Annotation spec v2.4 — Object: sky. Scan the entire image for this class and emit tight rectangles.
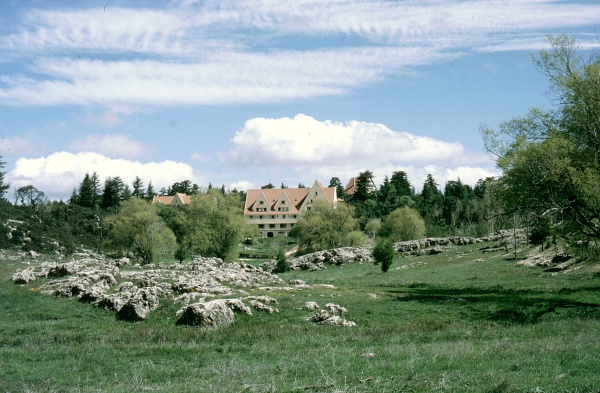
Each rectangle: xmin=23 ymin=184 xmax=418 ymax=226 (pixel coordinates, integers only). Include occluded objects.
xmin=1 ymin=0 xmax=599 ymax=201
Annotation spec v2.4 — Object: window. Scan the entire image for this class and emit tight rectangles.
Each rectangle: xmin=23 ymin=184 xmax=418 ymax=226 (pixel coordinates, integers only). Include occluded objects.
xmin=280 ymin=224 xmax=287 ymax=228
xmin=259 ymin=200 xmax=264 ymax=204
xmin=258 ymin=224 xmax=264 ymax=229
xmin=269 ymin=224 xmax=276 ymax=229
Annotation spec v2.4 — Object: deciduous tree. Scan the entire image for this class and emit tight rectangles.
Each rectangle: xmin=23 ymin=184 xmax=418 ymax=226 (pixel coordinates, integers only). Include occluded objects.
xmin=104 ymin=198 xmax=176 ymax=264
xmin=379 ymin=206 xmax=426 ymax=242
xmin=483 ymin=35 xmax=600 ymax=247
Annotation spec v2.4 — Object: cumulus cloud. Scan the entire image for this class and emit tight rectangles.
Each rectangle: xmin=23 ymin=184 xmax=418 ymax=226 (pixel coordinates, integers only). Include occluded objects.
xmin=68 ymin=134 xmax=153 ymax=160
xmin=6 ymin=152 xmax=201 ymax=200
xmin=228 ymin=114 xmax=485 ymax=167
xmin=225 ymin=114 xmax=496 ymax=190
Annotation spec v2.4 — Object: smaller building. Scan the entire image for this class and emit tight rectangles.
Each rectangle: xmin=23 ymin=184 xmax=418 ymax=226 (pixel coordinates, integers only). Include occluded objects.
xmin=151 ymin=193 xmax=191 ymax=206
xmin=244 ymin=181 xmax=337 ymax=237
xmin=344 ymin=176 xmax=378 ymax=195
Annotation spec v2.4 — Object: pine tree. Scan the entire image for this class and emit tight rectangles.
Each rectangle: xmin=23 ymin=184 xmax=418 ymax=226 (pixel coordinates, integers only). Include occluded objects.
xmin=132 ymin=176 xmax=145 ymax=199
xmin=0 ymin=156 xmax=10 ymax=200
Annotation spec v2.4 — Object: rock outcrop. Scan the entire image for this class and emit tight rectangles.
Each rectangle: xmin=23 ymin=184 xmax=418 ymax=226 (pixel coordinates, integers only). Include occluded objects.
xmin=176 ymin=300 xmax=235 ymax=329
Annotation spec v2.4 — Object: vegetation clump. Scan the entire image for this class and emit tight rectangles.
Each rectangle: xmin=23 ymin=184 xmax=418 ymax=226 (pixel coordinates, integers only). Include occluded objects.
xmin=372 ymin=238 xmax=395 ymax=272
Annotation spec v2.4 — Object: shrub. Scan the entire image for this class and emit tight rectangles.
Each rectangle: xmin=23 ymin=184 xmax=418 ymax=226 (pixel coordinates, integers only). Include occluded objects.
xmin=273 ymin=248 xmax=290 ymax=273
xmin=373 ymin=238 xmax=395 ymax=272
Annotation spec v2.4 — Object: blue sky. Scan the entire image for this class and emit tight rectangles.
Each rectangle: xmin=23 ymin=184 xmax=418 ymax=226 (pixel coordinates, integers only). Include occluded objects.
xmin=1 ymin=0 xmax=599 ymax=201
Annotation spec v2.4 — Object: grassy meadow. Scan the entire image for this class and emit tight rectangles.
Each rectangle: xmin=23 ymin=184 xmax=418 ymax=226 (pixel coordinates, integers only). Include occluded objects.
xmin=1 ymin=240 xmax=600 ymax=392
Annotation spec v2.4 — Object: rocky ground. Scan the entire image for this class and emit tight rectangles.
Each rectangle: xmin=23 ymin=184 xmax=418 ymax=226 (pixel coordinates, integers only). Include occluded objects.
xmin=5 ymin=229 xmax=576 ymax=328
xmin=7 ymin=250 xmax=356 ymax=328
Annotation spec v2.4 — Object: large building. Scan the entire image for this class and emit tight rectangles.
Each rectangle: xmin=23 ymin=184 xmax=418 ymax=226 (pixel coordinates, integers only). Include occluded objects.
xmin=244 ymin=181 xmax=337 ymax=237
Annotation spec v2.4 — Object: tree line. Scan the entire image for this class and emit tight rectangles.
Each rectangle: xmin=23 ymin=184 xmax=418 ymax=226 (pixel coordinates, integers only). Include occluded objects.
xmin=0 ymin=170 xmax=250 ymax=262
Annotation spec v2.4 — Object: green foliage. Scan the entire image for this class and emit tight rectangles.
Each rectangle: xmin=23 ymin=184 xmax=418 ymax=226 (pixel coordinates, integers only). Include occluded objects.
xmin=0 ymin=155 xmax=9 ymax=200
xmin=292 ymin=200 xmax=363 ymax=254
xmin=530 ymin=217 xmax=552 ymax=248
xmin=104 ymin=198 xmax=176 ymax=264
xmin=373 ymin=238 xmax=395 ymax=272
xmin=273 ymin=248 xmax=290 ymax=273
xmin=15 ymin=185 xmax=47 ymax=209
xmin=379 ymin=206 xmax=426 ymax=242
xmin=484 ymin=35 xmax=600 ymax=248
xmin=364 ymin=218 xmax=381 ymax=239
xmin=75 ymin=172 xmax=101 ymax=208
xmin=185 ymin=190 xmax=251 ymax=261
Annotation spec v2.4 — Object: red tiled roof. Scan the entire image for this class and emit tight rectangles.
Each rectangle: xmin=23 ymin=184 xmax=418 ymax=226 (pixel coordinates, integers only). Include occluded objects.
xmin=244 ymin=181 xmax=336 ymax=215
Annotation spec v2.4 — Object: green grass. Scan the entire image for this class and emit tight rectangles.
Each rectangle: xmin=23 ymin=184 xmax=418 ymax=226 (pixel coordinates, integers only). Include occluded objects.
xmin=1 ymin=242 xmax=600 ymax=392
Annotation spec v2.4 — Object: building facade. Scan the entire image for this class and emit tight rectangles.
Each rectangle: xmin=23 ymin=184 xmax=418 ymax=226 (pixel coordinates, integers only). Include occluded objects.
xmin=244 ymin=181 xmax=337 ymax=237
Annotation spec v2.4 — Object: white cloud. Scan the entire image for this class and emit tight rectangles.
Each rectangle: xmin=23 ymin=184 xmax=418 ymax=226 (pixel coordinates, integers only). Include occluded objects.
xmin=3 ymin=7 xmax=192 ymax=56
xmin=228 ymin=114 xmax=485 ymax=167
xmin=1 ymin=1 xmax=598 ymax=108
xmin=6 ymin=151 xmax=201 ymax=200
xmin=0 ymin=47 xmax=455 ymax=107
xmin=225 ymin=114 xmax=496 ymax=190
xmin=191 ymin=152 xmax=211 ymax=163
xmin=228 ymin=180 xmax=254 ymax=192
xmin=68 ymin=134 xmax=153 ymax=160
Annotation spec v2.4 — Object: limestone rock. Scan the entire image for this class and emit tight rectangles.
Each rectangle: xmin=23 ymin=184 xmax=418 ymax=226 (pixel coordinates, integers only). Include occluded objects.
xmin=116 ymin=287 xmax=162 ymax=322
xmin=11 ymin=268 xmax=38 ymax=284
xmin=305 ymin=301 xmax=320 ymax=310
xmin=176 ymin=300 xmax=235 ymax=328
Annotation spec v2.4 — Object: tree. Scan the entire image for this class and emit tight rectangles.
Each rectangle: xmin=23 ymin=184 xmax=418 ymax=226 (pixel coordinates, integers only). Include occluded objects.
xmin=146 ymin=181 xmax=156 ymax=201
xmin=379 ymin=206 xmax=426 ymax=242
xmin=353 ymin=170 xmax=375 ymax=202
xmin=0 ymin=156 xmax=9 ymax=200
xmin=101 ymin=176 xmax=128 ymax=210
xmin=104 ymin=198 xmax=176 ymax=264
xmin=328 ymin=177 xmax=345 ymax=199
xmin=273 ymin=248 xmax=290 ymax=273
xmin=364 ymin=218 xmax=382 ymax=239
xmin=373 ymin=238 xmax=395 ymax=272
xmin=290 ymin=200 xmax=364 ymax=254
xmin=483 ymin=35 xmax=600 ymax=247
xmin=76 ymin=172 xmax=100 ymax=208
xmin=185 ymin=190 xmax=253 ymax=261
xmin=261 ymin=182 xmax=275 ymax=189
xmin=132 ymin=176 xmax=145 ymax=199
xmin=15 ymin=185 xmax=47 ymax=209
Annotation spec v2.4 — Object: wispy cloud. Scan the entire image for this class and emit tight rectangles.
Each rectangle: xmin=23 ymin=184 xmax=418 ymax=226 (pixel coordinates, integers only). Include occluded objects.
xmin=1 ymin=1 xmax=598 ymax=109
xmin=68 ymin=134 xmax=153 ymax=160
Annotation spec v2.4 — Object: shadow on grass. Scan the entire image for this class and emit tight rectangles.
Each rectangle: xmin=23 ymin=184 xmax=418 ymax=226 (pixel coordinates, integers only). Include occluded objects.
xmin=390 ymin=286 xmax=600 ymax=324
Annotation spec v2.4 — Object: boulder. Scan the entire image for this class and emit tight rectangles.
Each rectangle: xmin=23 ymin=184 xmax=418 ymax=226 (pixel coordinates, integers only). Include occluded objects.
xmin=305 ymin=301 xmax=320 ymax=310
xmin=176 ymin=300 xmax=235 ymax=328
xmin=11 ymin=268 xmax=38 ymax=284
xmin=309 ymin=310 xmax=355 ymax=327
xmin=116 ymin=287 xmax=162 ymax=322
xmin=325 ymin=303 xmax=348 ymax=315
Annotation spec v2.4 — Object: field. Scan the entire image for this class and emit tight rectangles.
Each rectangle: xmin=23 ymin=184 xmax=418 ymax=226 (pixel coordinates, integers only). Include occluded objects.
xmin=1 ymin=240 xmax=600 ymax=392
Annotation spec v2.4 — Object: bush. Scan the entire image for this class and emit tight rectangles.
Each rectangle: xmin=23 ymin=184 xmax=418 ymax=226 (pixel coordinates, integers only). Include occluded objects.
xmin=373 ymin=238 xmax=395 ymax=272
xmin=273 ymin=248 xmax=290 ymax=273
